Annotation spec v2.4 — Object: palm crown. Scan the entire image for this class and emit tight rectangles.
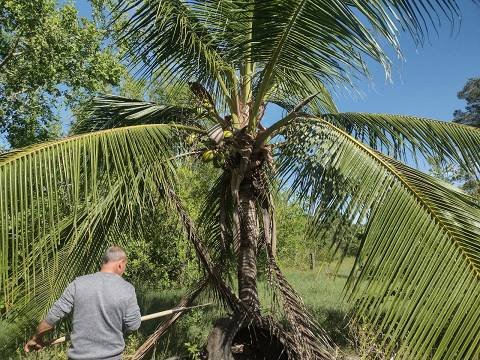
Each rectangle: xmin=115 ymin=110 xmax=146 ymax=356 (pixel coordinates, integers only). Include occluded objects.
xmin=1 ymin=1 xmax=480 ymax=359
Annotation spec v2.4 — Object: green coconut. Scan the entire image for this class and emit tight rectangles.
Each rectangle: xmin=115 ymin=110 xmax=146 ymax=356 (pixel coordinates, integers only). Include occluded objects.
xmin=186 ymin=134 xmax=197 ymax=145
xmin=202 ymin=150 xmax=215 ymax=162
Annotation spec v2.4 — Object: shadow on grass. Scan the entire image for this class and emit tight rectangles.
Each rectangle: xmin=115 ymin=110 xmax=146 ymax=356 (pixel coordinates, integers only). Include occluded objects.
xmin=308 ymin=306 xmax=351 ymax=347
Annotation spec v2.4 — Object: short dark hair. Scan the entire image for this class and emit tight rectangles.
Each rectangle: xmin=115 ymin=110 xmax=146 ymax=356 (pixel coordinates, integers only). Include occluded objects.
xmin=102 ymin=246 xmax=127 ymax=264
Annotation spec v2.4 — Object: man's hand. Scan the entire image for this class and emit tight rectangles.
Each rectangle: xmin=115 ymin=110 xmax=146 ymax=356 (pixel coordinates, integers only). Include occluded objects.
xmin=24 ymin=319 xmax=54 ymax=352
xmin=24 ymin=336 xmax=45 ymax=352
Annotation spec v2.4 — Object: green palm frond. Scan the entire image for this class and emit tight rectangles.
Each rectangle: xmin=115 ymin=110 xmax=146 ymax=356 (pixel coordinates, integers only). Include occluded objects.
xmin=349 ymin=155 xmax=480 ymax=359
xmin=72 ymin=95 xmax=205 ymax=134
xmin=0 ymin=124 xmax=195 ymax=320
xmin=249 ymin=0 xmax=460 ymax=120
xmin=117 ymin=0 xmax=236 ymax=97
xmin=322 ymin=112 xmax=480 ymax=173
xmin=197 ymin=172 xmax=234 ymax=259
xmin=278 ymin=118 xmax=480 ymax=359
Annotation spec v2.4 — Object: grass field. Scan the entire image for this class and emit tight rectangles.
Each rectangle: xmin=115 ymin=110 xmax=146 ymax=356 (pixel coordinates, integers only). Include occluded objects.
xmin=18 ymin=258 xmax=358 ymax=359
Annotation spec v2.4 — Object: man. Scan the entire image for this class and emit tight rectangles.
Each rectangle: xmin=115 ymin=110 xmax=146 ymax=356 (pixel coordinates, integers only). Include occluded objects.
xmin=24 ymin=246 xmax=141 ymax=359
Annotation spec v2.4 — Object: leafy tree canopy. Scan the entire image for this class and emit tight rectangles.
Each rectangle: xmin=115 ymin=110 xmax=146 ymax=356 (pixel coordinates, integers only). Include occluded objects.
xmin=453 ymin=77 xmax=480 ymax=127
xmin=0 ymin=0 xmax=124 ymax=148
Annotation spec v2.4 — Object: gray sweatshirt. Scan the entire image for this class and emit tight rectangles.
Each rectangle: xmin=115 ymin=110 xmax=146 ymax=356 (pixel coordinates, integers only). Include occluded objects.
xmin=45 ymin=272 xmax=141 ymax=360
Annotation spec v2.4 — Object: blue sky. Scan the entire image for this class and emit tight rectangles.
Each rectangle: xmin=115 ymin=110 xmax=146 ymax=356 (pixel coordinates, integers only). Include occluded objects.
xmin=332 ymin=1 xmax=480 ymax=122
xmin=77 ymin=0 xmax=479 ymax=123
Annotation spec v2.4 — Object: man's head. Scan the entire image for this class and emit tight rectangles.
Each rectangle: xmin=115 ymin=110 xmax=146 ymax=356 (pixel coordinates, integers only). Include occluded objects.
xmin=101 ymin=246 xmax=127 ymax=276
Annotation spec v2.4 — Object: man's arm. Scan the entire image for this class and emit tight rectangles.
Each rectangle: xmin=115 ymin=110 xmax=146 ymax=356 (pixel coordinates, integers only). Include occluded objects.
xmin=24 ymin=281 xmax=76 ymax=352
xmin=123 ymin=285 xmax=141 ymax=332
xmin=24 ymin=320 xmax=54 ymax=352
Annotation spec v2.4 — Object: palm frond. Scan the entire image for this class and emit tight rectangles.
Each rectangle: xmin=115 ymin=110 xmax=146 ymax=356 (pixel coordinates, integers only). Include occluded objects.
xmin=267 ymin=74 xmax=339 ymax=117
xmin=166 ymin=187 xmax=241 ymax=312
xmin=116 ymin=0 xmax=237 ymax=100
xmin=278 ymin=117 xmax=480 ymax=359
xmin=250 ymin=0 xmax=460 ymax=119
xmin=266 ymin=244 xmax=335 ymax=359
xmin=0 ymin=124 xmax=189 ymax=321
xmin=349 ymin=154 xmax=480 ymax=359
xmin=1 ymin=176 xmax=144 ymax=352
xmin=197 ymin=172 xmax=234 ymax=260
xmin=72 ymin=95 xmax=205 ymax=134
xmin=322 ymin=112 xmax=480 ymax=174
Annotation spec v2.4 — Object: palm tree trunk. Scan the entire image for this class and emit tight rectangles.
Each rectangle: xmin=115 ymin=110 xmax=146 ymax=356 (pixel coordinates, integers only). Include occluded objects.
xmin=237 ymin=186 xmax=260 ymax=310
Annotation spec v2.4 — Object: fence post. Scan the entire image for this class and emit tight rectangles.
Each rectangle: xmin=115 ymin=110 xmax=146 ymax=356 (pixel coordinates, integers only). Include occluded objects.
xmin=309 ymin=253 xmax=314 ymax=270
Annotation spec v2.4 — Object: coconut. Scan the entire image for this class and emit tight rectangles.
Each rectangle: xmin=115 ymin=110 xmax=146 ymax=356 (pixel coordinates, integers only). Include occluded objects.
xmin=186 ymin=134 xmax=197 ymax=145
xmin=202 ymin=150 xmax=215 ymax=162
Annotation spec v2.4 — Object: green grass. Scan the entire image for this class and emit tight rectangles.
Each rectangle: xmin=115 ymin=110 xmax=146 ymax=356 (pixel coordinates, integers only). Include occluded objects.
xmin=279 ymin=258 xmax=354 ymax=346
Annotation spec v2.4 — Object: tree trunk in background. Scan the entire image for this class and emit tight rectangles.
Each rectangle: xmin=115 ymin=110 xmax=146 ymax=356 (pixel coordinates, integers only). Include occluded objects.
xmin=237 ymin=185 xmax=260 ymax=310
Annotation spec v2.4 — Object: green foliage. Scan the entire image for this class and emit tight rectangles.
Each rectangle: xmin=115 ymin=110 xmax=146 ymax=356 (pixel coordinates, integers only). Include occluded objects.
xmin=184 ymin=341 xmax=202 ymax=360
xmin=274 ymin=193 xmax=310 ymax=266
xmin=123 ymin=221 xmax=189 ymax=290
xmin=123 ymin=163 xmax=222 ymax=289
xmin=453 ymin=77 xmax=480 ymax=127
xmin=0 ymin=0 xmax=124 ymax=148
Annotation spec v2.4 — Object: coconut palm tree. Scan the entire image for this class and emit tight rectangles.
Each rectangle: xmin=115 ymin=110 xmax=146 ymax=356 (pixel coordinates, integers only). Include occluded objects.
xmin=1 ymin=0 xmax=480 ymax=359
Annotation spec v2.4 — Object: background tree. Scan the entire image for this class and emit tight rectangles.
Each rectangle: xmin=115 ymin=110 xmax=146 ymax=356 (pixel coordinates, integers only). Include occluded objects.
xmin=0 ymin=0 xmax=124 ymax=148
xmin=429 ymin=155 xmax=480 ymax=198
xmin=1 ymin=1 xmax=480 ymax=360
xmin=429 ymin=77 xmax=480 ymax=197
xmin=453 ymin=77 xmax=480 ymax=127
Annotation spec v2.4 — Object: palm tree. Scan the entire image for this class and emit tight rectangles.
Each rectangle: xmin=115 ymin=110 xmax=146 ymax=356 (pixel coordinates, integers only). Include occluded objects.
xmin=1 ymin=1 xmax=480 ymax=359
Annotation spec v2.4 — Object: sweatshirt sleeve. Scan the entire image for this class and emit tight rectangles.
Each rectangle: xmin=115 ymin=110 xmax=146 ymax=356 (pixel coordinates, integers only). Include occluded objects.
xmin=45 ymin=281 xmax=76 ymax=326
xmin=123 ymin=285 xmax=141 ymax=332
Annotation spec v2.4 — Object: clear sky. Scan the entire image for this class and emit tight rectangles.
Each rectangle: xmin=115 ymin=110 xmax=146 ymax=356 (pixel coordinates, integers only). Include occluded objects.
xmin=75 ymin=0 xmax=479 ymax=122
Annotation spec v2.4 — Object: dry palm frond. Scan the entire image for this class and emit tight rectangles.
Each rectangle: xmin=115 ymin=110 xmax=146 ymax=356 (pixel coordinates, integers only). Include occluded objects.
xmin=132 ymin=277 xmax=209 ymax=360
xmin=166 ymin=187 xmax=240 ymax=312
xmin=265 ymin=242 xmax=335 ymax=360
